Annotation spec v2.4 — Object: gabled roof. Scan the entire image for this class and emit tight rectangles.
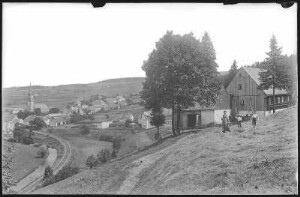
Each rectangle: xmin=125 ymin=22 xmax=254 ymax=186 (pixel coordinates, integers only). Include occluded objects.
xmin=242 ymin=67 xmax=288 ymax=95
xmin=35 ymin=103 xmax=49 ymax=110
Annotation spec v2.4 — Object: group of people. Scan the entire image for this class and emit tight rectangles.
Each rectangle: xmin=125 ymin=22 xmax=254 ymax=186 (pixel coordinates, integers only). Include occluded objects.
xmin=221 ymin=110 xmax=259 ymax=133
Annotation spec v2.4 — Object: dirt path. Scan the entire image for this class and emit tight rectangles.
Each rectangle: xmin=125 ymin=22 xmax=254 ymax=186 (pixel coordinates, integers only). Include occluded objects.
xmin=9 ymin=148 xmax=57 ymax=193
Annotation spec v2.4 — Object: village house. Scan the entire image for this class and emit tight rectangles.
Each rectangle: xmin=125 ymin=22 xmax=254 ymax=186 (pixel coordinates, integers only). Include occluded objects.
xmin=173 ymin=87 xmax=231 ymax=130
xmin=226 ymin=67 xmax=291 ymax=117
xmin=92 ymin=121 xmax=113 ymax=129
xmin=49 ymin=117 xmax=67 ymax=127
xmin=138 ymin=111 xmax=155 ymax=129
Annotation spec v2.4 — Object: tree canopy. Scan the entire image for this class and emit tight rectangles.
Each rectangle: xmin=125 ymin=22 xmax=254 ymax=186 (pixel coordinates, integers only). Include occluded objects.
xmin=258 ymin=34 xmax=290 ymax=112
xmin=140 ymin=31 xmax=220 ymax=135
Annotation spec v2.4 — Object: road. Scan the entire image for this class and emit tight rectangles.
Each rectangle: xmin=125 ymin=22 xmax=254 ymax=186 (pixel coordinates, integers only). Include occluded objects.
xmin=16 ymin=131 xmax=72 ymax=194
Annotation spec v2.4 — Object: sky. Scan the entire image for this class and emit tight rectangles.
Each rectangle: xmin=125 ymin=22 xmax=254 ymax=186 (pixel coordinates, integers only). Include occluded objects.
xmin=2 ymin=3 xmax=297 ymax=88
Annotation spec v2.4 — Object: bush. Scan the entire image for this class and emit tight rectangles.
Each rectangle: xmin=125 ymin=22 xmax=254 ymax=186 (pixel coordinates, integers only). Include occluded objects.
xmin=42 ymin=175 xmax=55 ymax=187
xmin=80 ymin=125 xmax=90 ymax=135
xmin=111 ymin=149 xmax=117 ymax=158
xmin=7 ymin=138 xmax=16 ymax=143
xmin=54 ymin=163 xmax=79 ymax=183
xmin=43 ymin=166 xmax=53 ymax=179
xmin=37 ymin=145 xmax=48 ymax=158
xmin=22 ymin=137 xmax=33 ymax=145
xmin=97 ymin=149 xmax=111 ymax=163
xmin=85 ymin=155 xmax=98 ymax=169
xmin=125 ymin=119 xmax=132 ymax=127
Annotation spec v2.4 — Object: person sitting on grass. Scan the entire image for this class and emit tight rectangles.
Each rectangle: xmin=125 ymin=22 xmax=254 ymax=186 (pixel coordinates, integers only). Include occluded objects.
xmin=221 ymin=111 xmax=230 ymax=133
xmin=236 ymin=114 xmax=242 ymax=128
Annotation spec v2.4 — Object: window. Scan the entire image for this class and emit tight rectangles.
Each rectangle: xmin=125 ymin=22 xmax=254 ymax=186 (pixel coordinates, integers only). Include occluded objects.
xmin=241 ymin=100 xmax=245 ymax=105
xmin=281 ymin=96 xmax=284 ymax=103
xmin=238 ymin=73 xmax=242 ymax=77
xmin=238 ymin=84 xmax=242 ymax=90
xmin=270 ymin=97 xmax=273 ymax=104
xmin=277 ymin=97 xmax=281 ymax=103
xmin=287 ymin=96 xmax=290 ymax=102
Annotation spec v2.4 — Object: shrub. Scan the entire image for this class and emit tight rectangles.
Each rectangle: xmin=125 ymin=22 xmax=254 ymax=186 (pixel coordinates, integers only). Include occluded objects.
xmin=42 ymin=175 xmax=55 ymax=187
xmin=7 ymin=138 xmax=16 ymax=143
xmin=22 ymin=137 xmax=33 ymax=145
xmin=111 ymin=149 xmax=117 ymax=158
xmin=85 ymin=155 xmax=98 ymax=169
xmin=37 ymin=145 xmax=48 ymax=158
xmin=43 ymin=166 xmax=53 ymax=179
xmin=97 ymin=149 xmax=111 ymax=163
xmin=112 ymin=137 xmax=122 ymax=151
xmin=80 ymin=125 xmax=90 ymax=135
xmin=125 ymin=119 xmax=132 ymax=127
xmin=54 ymin=163 xmax=80 ymax=183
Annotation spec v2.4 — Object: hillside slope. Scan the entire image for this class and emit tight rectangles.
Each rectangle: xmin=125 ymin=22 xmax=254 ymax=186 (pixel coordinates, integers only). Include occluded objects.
xmin=2 ymin=77 xmax=145 ymax=108
xmin=33 ymin=106 xmax=298 ymax=194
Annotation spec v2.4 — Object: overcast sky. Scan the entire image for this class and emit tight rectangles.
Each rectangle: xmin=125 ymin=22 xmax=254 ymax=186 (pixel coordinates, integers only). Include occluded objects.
xmin=2 ymin=3 xmax=297 ymax=88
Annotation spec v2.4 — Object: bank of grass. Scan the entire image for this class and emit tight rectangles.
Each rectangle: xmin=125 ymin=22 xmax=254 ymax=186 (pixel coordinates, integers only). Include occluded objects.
xmin=10 ymin=143 xmax=45 ymax=182
xmin=34 ymin=106 xmax=297 ymax=194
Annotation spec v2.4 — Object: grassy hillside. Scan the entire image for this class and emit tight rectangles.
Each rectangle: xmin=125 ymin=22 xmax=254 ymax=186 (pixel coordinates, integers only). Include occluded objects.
xmin=2 ymin=77 xmax=145 ymax=109
xmin=33 ymin=106 xmax=297 ymax=195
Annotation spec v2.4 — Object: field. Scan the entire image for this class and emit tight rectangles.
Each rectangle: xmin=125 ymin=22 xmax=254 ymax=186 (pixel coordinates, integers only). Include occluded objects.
xmin=9 ymin=143 xmax=46 ymax=183
xmin=47 ymin=126 xmax=113 ymax=169
xmin=2 ymin=77 xmax=145 ymax=109
xmin=34 ymin=106 xmax=297 ymax=195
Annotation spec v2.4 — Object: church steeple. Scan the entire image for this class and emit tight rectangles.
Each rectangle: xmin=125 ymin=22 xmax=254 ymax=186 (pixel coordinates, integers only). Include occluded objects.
xmin=28 ymin=82 xmax=35 ymax=112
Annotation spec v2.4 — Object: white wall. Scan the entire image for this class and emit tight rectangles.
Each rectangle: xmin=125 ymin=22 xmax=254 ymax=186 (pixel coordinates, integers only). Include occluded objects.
xmin=214 ymin=109 xmax=231 ymax=124
xmin=201 ymin=110 xmax=214 ymax=125
xmin=265 ymin=108 xmax=287 ymax=116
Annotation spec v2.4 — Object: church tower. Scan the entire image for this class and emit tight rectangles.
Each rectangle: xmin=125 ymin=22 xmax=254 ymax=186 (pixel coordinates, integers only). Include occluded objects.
xmin=28 ymin=82 xmax=35 ymax=112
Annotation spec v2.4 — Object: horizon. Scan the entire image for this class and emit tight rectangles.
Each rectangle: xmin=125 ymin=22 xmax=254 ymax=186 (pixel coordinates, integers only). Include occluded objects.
xmin=3 ymin=3 xmax=297 ymax=88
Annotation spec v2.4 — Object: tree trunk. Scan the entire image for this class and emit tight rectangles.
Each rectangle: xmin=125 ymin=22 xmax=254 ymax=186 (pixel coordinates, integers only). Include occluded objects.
xmin=272 ymin=76 xmax=275 ymax=113
xmin=171 ymin=105 xmax=176 ymax=136
xmin=176 ymin=105 xmax=181 ymax=135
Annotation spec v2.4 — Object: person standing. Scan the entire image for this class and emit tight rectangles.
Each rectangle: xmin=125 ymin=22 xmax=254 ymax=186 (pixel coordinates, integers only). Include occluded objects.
xmin=221 ymin=111 xmax=230 ymax=133
xmin=252 ymin=111 xmax=259 ymax=128
xmin=236 ymin=114 xmax=242 ymax=128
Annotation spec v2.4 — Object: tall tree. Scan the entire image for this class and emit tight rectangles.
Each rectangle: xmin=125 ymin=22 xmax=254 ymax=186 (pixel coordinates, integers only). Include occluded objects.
xmin=29 ymin=117 xmax=46 ymax=138
xmin=150 ymin=108 xmax=166 ymax=140
xmin=258 ymin=34 xmax=289 ymax=113
xmin=140 ymin=31 xmax=220 ymax=136
xmin=224 ymin=60 xmax=238 ymax=88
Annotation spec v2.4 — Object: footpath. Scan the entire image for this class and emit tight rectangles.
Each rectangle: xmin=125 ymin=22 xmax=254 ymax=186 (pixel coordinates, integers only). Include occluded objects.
xmin=9 ymin=147 xmax=57 ymax=193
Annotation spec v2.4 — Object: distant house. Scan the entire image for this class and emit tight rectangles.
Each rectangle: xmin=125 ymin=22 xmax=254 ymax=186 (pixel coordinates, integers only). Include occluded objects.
xmin=106 ymin=98 xmax=118 ymax=106
xmin=138 ymin=111 xmax=154 ymax=129
xmin=92 ymin=121 xmax=113 ymax=129
xmin=125 ymin=113 xmax=135 ymax=122
xmin=23 ymin=115 xmax=37 ymax=125
xmin=34 ymin=103 xmax=49 ymax=113
xmin=3 ymin=116 xmax=23 ymax=131
xmin=50 ymin=117 xmax=67 ymax=127
xmin=226 ymin=67 xmax=291 ymax=117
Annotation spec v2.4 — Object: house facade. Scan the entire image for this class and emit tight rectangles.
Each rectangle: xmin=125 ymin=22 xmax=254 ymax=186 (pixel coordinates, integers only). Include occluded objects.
xmin=226 ymin=67 xmax=291 ymax=117
xmin=173 ymin=86 xmax=231 ymax=130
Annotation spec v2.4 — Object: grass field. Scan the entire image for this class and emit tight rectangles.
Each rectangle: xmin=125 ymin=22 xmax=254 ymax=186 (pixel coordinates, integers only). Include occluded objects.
xmin=10 ymin=143 xmax=46 ymax=183
xmin=34 ymin=106 xmax=297 ymax=195
xmin=48 ymin=126 xmax=113 ymax=169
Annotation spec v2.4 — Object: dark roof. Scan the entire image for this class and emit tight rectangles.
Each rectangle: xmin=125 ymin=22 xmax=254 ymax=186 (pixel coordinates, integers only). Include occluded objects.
xmin=242 ymin=67 xmax=288 ymax=95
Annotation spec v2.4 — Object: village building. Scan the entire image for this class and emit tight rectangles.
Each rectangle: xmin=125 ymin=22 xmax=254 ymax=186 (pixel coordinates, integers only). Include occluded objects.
xmin=138 ymin=111 xmax=155 ymax=129
xmin=173 ymin=86 xmax=231 ymax=130
xmin=92 ymin=121 xmax=113 ymax=129
xmin=226 ymin=67 xmax=291 ymax=117
xmin=49 ymin=117 xmax=67 ymax=127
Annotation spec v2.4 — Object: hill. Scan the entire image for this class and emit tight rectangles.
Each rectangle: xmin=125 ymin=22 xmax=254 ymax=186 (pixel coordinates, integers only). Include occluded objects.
xmin=2 ymin=77 xmax=145 ymax=109
xmin=33 ymin=106 xmax=297 ymax=194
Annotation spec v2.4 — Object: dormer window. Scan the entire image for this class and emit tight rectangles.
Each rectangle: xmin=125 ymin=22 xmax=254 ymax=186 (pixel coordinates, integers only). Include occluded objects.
xmin=238 ymin=84 xmax=242 ymax=90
